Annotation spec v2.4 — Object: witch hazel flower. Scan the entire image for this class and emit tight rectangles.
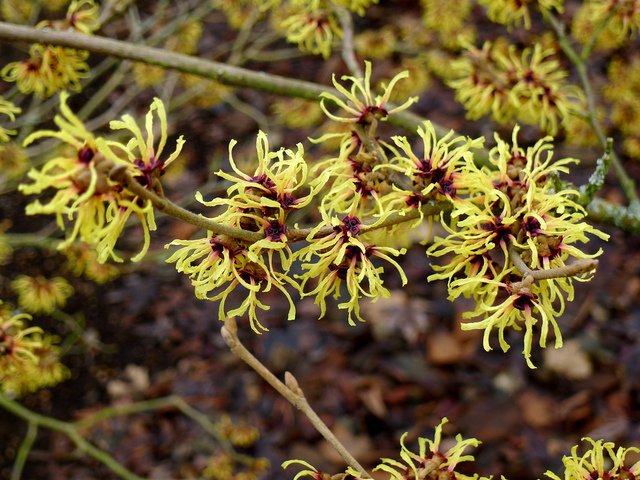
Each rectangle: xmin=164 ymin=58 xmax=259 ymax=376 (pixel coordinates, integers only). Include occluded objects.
xmin=320 ymin=60 xmax=418 ymax=125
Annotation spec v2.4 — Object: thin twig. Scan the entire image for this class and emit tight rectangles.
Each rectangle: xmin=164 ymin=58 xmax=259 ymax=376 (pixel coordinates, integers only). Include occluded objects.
xmin=286 ymin=199 xmax=451 ymax=241
xmin=509 ymin=244 xmax=599 ymax=281
xmin=508 ymin=245 xmax=533 ymax=277
xmin=587 ymin=197 xmax=640 ymax=233
xmin=2 ymin=20 xmax=638 ymax=231
xmin=532 ymin=259 xmax=599 ymax=280
xmin=221 ymin=317 xmax=371 ymax=478
xmin=109 ymin=166 xmax=263 ymax=243
xmin=543 ymin=11 xmax=639 ymax=206
xmin=0 ymin=22 xmax=328 ymax=100
xmin=0 ymin=393 xmax=144 ymax=480
xmin=334 ymin=6 xmax=363 ymax=77
xmin=0 ymin=21 xmax=431 ymax=135
xmin=11 ymin=421 xmax=38 ymax=480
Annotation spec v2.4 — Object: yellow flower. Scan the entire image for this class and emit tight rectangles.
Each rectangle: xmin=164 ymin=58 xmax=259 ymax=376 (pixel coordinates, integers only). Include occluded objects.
xmin=1 ymin=1 xmax=96 ymax=97
xmin=0 ymin=307 xmax=67 ymax=396
xmin=507 ymin=44 xmax=586 ymax=136
xmin=166 ymin=130 xmax=321 ymax=332
xmin=297 ymin=214 xmax=407 ymax=325
xmin=605 ymin=56 xmax=640 ymax=148
xmin=384 ymin=121 xmax=483 ymax=214
xmin=374 ymin=418 xmax=484 ymax=480
xmin=311 ymin=134 xmax=393 ymax=217
xmin=132 ymin=63 xmax=166 ymax=88
xmin=428 ymin=189 xmax=519 ymax=263
xmin=478 ymin=0 xmax=563 ymax=29
xmin=203 ymin=453 xmax=234 ymax=480
xmin=591 ymin=0 xmax=640 ymax=43
xmin=63 ymin=243 xmax=120 ymax=283
xmin=1 ymin=334 xmax=69 ymax=397
xmin=428 ymin=125 xmax=607 ymax=367
xmin=354 ymin=26 xmax=397 ymax=59
xmin=47 ymin=46 xmax=91 ymax=93
xmin=1 ymin=44 xmax=89 ymax=97
xmin=282 ymin=459 xmax=353 ymax=479
xmin=37 ymin=0 xmax=101 ymax=34
xmin=201 ymin=131 xmax=319 ymax=269
xmin=320 ymin=60 xmax=418 ymax=124
xmin=206 ymin=131 xmax=315 ymax=218
xmin=0 ymin=96 xmax=21 ymax=143
xmin=454 ymin=274 xmax=563 ymax=368
xmin=571 ymin=1 xmax=630 ymax=51
xmin=102 ymin=97 xmax=185 ymax=189
xmin=312 ymin=62 xmax=421 ymax=219
xmin=217 ymin=415 xmax=260 ymax=447
xmin=11 ymin=275 xmax=74 ymax=315
xmin=545 ymin=437 xmax=640 ymax=480
xmin=21 ymin=94 xmax=182 ymax=262
xmin=0 ymin=308 xmax=43 ymax=370
xmin=20 ymin=93 xmax=121 ymax=254
xmin=448 ymin=41 xmax=518 ymax=124
xmin=2 ymin=45 xmax=54 ymax=98
xmin=96 ymin=98 xmax=184 ymax=261
xmin=421 ymin=0 xmax=473 ymax=39
xmin=449 ymin=42 xmax=585 ymax=135
xmin=277 ymin=0 xmax=342 ymax=59
xmin=166 ymin=233 xmax=295 ymax=333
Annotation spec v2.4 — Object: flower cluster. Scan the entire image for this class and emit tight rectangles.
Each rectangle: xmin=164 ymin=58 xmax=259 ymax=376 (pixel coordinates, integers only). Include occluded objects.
xmin=276 ymin=0 xmax=342 ymax=59
xmin=421 ymin=0 xmax=475 ymax=49
xmin=11 ymin=275 xmax=74 ymax=315
xmin=545 ymin=437 xmax=640 ymax=480
xmin=175 ymin=63 xmax=425 ymax=330
xmin=319 ymin=60 xmax=418 ymax=126
xmin=166 ymin=131 xmax=314 ymax=332
xmin=478 ymin=0 xmax=563 ymax=29
xmin=36 ymin=0 xmax=100 ymax=33
xmin=2 ymin=334 xmax=69 ymax=397
xmin=63 ymin=243 xmax=120 ymax=284
xmin=0 ymin=305 xmax=69 ymax=397
xmin=449 ymin=41 xmax=586 ymax=135
xmin=268 ymin=0 xmax=380 ymax=59
xmin=428 ymin=125 xmax=608 ymax=367
xmin=604 ymin=55 xmax=640 ymax=159
xmin=383 ymin=121 xmax=483 ymax=218
xmin=374 ymin=418 xmax=486 ymax=480
xmin=312 ymin=61 xmax=418 ymax=218
xmin=296 ymin=214 xmax=407 ymax=325
xmin=1 ymin=0 xmax=100 ymax=97
xmin=0 ymin=309 xmax=42 ymax=374
xmin=283 ymin=418 xmax=487 ymax=480
xmin=19 ymin=92 xmax=184 ymax=262
xmin=572 ymin=0 xmax=640 ymax=50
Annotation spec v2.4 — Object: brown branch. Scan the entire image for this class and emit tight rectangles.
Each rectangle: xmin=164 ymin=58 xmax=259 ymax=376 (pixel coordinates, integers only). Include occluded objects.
xmin=109 ymin=166 xmax=263 ymax=243
xmin=509 ymin=245 xmax=599 ymax=281
xmin=221 ymin=318 xmax=371 ymax=478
